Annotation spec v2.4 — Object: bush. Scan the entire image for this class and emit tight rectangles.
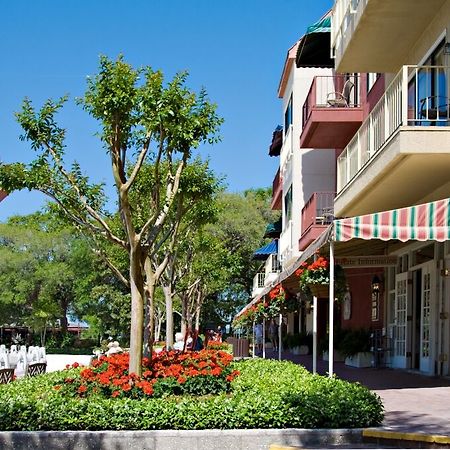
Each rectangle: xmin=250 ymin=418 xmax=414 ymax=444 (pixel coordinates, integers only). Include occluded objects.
xmin=337 ymin=328 xmax=371 ymax=358
xmin=0 ymin=357 xmax=383 ymax=430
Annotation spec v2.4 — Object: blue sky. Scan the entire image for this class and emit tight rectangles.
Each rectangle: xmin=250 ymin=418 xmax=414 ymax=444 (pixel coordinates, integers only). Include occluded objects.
xmin=0 ymin=0 xmax=332 ymax=221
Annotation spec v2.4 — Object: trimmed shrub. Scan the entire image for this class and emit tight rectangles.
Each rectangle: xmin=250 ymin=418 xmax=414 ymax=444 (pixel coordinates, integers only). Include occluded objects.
xmin=0 ymin=357 xmax=383 ymax=430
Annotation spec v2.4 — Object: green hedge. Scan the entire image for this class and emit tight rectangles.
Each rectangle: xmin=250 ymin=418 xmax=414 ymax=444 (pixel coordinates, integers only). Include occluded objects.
xmin=0 ymin=359 xmax=383 ymax=430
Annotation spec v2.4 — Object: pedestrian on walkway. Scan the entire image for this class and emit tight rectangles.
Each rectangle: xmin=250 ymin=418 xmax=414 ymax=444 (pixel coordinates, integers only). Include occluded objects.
xmin=254 ymin=322 xmax=263 ymax=355
xmin=268 ymin=319 xmax=278 ymax=352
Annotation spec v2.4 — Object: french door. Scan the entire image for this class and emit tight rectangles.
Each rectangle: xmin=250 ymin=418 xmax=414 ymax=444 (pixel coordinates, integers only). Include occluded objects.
xmin=393 ymin=273 xmax=409 ymax=368
xmin=419 ymin=262 xmax=435 ymax=374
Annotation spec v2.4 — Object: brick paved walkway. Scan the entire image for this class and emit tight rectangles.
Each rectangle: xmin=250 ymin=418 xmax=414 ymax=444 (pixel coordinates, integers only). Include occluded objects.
xmin=266 ymin=350 xmax=450 ymax=437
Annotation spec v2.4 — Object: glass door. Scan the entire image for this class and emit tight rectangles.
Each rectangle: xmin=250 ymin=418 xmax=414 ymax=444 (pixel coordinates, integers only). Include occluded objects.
xmin=420 ymin=261 xmax=435 ymax=374
xmin=393 ymin=272 xmax=409 ymax=368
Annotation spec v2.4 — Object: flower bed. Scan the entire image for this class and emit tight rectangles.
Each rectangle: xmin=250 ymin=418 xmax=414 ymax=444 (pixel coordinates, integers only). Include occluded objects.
xmin=58 ymin=350 xmax=238 ymax=399
xmin=0 ymin=357 xmax=383 ymax=431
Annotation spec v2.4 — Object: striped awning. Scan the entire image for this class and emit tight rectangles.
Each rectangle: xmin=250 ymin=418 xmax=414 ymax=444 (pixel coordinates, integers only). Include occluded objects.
xmin=334 ymin=198 xmax=450 ymax=243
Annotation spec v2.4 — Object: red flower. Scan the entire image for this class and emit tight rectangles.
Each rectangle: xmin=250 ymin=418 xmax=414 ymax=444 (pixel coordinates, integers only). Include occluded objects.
xmin=78 ymin=385 xmax=87 ymax=394
xmin=111 ymin=391 xmax=120 ymax=398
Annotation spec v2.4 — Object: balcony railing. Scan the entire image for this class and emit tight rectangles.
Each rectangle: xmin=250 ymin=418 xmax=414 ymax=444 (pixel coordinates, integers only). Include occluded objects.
xmin=331 ymin=0 xmax=363 ymax=63
xmin=272 ymin=167 xmax=281 ymax=196
xmin=252 ymin=273 xmax=265 ymax=295
xmin=264 ymin=253 xmax=281 ymax=276
xmin=302 ymin=74 xmax=361 ymax=127
xmin=337 ymin=65 xmax=450 ymax=193
xmin=301 ymin=192 xmax=335 ymax=234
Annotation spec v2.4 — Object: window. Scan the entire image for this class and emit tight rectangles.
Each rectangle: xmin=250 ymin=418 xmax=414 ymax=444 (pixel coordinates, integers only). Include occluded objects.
xmin=284 ymin=94 xmax=293 ymax=135
xmin=284 ymin=185 xmax=292 ymax=225
xmin=367 ymin=73 xmax=380 ymax=93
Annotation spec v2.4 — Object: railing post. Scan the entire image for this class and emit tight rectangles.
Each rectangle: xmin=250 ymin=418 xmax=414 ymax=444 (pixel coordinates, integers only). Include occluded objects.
xmin=401 ymin=66 xmax=409 ymax=126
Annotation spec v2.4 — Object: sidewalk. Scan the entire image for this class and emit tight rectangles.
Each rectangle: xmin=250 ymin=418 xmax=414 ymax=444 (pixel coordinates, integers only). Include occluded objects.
xmin=266 ymin=350 xmax=450 ymax=438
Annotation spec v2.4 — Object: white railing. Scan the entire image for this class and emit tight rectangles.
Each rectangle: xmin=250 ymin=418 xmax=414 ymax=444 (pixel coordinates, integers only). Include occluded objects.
xmin=331 ymin=0 xmax=365 ymax=62
xmin=252 ymin=273 xmax=265 ymax=297
xmin=337 ymin=65 xmax=450 ymax=193
xmin=264 ymin=253 xmax=281 ymax=277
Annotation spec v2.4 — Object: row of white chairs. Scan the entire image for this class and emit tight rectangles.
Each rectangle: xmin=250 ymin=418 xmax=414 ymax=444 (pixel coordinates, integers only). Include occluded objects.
xmin=0 ymin=345 xmax=47 ymax=370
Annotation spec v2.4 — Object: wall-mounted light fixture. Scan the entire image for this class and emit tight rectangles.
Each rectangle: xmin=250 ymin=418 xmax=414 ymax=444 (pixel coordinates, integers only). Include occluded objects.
xmin=371 ymin=275 xmax=381 ymax=292
xmin=371 ymin=275 xmax=381 ymax=322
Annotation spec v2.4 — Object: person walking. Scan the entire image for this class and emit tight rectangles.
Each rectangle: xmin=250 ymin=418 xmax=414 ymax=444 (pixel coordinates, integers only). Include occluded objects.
xmin=254 ymin=322 xmax=263 ymax=355
xmin=268 ymin=319 xmax=278 ymax=352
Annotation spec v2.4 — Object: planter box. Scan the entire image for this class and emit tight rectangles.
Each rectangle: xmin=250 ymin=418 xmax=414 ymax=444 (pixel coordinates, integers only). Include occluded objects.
xmin=322 ymin=350 xmax=345 ymax=362
xmin=345 ymin=352 xmax=373 ymax=368
xmin=290 ymin=345 xmax=309 ymax=356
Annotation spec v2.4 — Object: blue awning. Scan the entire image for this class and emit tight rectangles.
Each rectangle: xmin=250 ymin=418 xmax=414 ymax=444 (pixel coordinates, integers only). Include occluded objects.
xmin=252 ymin=240 xmax=278 ymax=260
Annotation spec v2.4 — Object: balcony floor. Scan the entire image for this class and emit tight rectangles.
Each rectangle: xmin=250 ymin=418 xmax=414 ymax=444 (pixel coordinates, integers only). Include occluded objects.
xmin=335 ymin=126 xmax=450 ymax=217
xmin=300 ymin=107 xmax=364 ymax=149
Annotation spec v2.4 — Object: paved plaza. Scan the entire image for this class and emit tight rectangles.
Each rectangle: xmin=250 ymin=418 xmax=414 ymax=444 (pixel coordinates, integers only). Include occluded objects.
xmin=267 ymin=350 xmax=450 ymax=438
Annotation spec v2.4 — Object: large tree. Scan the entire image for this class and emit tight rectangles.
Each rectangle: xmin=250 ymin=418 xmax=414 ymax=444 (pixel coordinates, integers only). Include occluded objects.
xmin=0 ymin=213 xmax=98 ymax=343
xmin=0 ymin=56 xmax=222 ymax=374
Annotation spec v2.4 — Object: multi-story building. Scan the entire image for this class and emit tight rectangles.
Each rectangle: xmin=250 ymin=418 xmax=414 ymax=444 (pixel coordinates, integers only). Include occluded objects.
xmin=249 ymin=13 xmax=337 ymax=336
xmin=328 ymin=0 xmax=450 ymax=376
xmin=245 ymin=2 xmax=450 ymax=378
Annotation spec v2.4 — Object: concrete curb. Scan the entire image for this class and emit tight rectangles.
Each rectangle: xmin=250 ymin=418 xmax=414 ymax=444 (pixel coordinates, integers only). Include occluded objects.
xmin=0 ymin=428 xmax=364 ymax=450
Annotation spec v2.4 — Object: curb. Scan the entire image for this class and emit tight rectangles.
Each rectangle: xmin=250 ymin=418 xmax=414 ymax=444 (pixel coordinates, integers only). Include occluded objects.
xmin=0 ymin=428 xmax=364 ymax=450
xmin=363 ymin=429 xmax=450 ymax=448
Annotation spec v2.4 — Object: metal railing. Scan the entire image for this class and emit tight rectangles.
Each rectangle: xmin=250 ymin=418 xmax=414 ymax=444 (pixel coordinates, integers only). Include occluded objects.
xmin=252 ymin=273 xmax=265 ymax=292
xmin=301 ymin=192 xmax=335 ymax=234
xmin=331 ymin=0 xmax=365 ymax=62
xmin=337 ymin=65 xmax=450 ymax=193
xmin=265 ymin=253 xmax=281 ymax=275
xmin=302 ymin=74 xmax=361 ymax=127
xmin=271 ymin=168 xmax=282 ymax=204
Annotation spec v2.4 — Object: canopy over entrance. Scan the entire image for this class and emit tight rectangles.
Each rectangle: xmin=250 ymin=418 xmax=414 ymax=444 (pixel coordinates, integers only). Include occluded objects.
xmin=334 ymin=198 xmax=450 ymax=243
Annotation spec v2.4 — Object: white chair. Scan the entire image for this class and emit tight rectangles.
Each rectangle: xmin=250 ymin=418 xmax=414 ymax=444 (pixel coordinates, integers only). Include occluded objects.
xmin=0 ymin=352 xmax=9 ymax=369
xmin=38 ymin=347 xmax=47 ymax=363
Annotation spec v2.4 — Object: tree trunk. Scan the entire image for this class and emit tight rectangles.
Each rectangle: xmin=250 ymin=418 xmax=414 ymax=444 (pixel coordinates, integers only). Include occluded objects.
xmin=144 ymin=259 xmax=156 ymax=361
xmin=181 ymin=293 xmax=188 ymax=336
xmin=163 ymin=285 xmax=174 ymax=349
xmin=129 ymin=247 xmax=145 ymax=376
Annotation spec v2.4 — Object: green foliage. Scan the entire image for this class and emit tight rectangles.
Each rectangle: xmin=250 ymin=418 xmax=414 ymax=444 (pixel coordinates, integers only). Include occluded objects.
xmin=201 ymin=189 xmax=278 ymax=326
xmin=0 ymin=359 xmax=383 ymax=430
xmin=283 ymin=332 xmax=313 ymax=351
xmin=337 ymin=328 xmax=372 ymax=358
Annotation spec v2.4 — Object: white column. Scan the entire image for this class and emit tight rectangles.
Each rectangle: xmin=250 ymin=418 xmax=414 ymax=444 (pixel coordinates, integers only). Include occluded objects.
xmin=313 ymin=295 xmax=318 ymax=374
xmin=252 ymin=321 xmax=256 ymax=358
xmin=328 ymin=240 xmax=335 ymax=378
xmin=262 ymin=318 xmax=266 ymax=359
xmin=278 ymin=313 xmax=282 ymax=361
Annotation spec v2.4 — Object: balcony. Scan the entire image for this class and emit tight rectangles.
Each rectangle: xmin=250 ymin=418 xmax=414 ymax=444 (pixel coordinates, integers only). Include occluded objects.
xmin=271 ymin=168 xmax=282 ymax=210
xmin=264 ymin=253 xmax=281 ymax=285
xmin=300 ymin=74 xmax=363 ymax=149
xmin=252 ymin=273 xmax=265 ymax=298
xmin=331 ymin=0 xmax=447 ymax=73
xmin=336 ymin=65 xmax=450 ymax=217
xmin=299 ymin=192 xmax=335 ymax=251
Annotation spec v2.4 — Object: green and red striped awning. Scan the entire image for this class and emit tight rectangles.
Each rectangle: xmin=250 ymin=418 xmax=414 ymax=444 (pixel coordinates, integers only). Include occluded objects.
xmin=334 ymin=198 xmax=450 ymax=243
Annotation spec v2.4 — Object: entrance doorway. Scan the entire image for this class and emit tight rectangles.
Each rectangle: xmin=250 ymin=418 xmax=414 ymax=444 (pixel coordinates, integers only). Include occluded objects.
xmin=411 ymin=261 xmax=435 ymax=374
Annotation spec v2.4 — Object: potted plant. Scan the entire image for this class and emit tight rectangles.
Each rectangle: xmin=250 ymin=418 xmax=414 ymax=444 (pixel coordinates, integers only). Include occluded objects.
xmin=338 ymin=328 xmax=372 ymax=368
xmin=319 ymin=328 xmax=347 ymax=362
xmin=296 ymin=257 xmax=346 ymax=300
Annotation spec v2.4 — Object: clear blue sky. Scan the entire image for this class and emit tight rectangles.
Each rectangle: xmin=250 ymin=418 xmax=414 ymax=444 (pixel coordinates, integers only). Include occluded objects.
xmin=0 ymin=0 xmax=332 ymax=221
